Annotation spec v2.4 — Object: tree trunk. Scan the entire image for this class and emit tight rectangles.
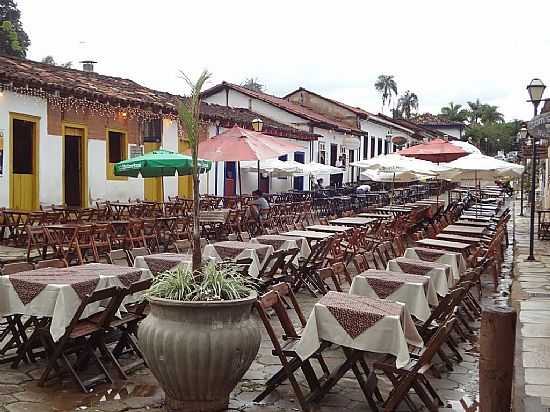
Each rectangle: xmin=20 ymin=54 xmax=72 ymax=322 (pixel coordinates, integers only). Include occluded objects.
xmin=192 ymin=157 xmax=201 ymax=273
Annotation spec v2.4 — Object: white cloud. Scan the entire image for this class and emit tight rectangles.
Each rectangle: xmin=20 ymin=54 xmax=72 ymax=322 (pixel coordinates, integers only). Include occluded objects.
xmin=18 ymin=0 xmax=550 ymax=121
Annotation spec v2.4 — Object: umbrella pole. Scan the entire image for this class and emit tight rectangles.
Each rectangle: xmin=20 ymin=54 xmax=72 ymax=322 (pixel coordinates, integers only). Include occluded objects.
xmin=161 ymin=175 xmax=164 ymax=202
xmin=238 ymin=161 xmax=243 ymax=197
xmin=215 ymin=161 xmax=218 ymax=196
xmin=257 ymin=160 xmax=261 ymax=190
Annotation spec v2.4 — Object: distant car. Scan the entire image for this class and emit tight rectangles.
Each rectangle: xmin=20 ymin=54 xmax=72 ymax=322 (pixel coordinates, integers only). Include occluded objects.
xmin=495 ymin=154 xmax=506 ymax=161
xmin=506 ymin=151 xmax=519 ymax=162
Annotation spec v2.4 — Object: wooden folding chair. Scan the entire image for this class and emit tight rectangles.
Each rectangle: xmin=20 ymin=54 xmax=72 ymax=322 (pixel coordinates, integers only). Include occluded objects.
xmin=374 ymin=318 xmax=457 ymax=412
xmin=254 ymin=284 xmax=328 ymax=411
xmin=363 ymin=251 xmax=379 ymax=270
xmin=36 ymin=287 xmax=122 ymax=392
xmin=352 ymin=254 xmax=368 ymax=274
xmin=107 ymin=249 xmax=131 ymax=266
xmin=127 ymin=247 xmax=152 ymax=266
xmin=331 ymin=262 xmax=352 ymax=286
xmin=316 ymin=267 xmax=343 ymax=293
xmin=100 ymin=279 xmax=153 ymax=378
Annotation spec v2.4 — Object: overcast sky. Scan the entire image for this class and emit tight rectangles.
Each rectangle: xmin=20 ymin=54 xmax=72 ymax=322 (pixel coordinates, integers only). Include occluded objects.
xmin=18 ymin=0 xmax=550 ymax=122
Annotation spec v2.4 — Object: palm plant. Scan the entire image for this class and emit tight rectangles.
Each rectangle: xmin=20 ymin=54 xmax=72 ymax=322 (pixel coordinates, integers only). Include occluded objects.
xmin=480 ymin=104 xmax=504 ymax=124
xmin=178 ymin=70 xmax=211 ymax=272
xmin=467 ymin=99 xmax=483 ymax=125
xmin=374 ymin=74 xmax=398 ymax=111
xmin=440 ymin=102 xmax=468 ymax=122
xmin=241 ymin=77 xmax=264 ymax=92
xmin=396 ymin=91 xmax=419 ymax=119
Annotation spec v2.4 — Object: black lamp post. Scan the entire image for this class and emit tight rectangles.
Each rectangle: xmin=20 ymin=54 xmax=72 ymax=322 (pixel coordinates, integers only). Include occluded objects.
xmin=526 ymin=78 xmax=546 ymax=261
xmin=518 ymin=126 xmax=528 ymax=216
xmin=251 ymin=118 xmax=264 ymax=190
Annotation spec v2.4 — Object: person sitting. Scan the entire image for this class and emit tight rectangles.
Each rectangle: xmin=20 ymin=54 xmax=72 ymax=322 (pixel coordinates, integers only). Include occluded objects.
xmin=248 ymin=190 xmax=270 ymax=224
xmin=314 ymin=178 xmax=324 ymax=190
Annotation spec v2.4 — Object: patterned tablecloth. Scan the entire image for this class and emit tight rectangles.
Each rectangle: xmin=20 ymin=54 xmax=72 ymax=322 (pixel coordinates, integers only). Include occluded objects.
xmin=350 ymin=270 xmax=434 ymax=321
xmin=202 ymin=241 xmax=274 ymax=278
xmin=250 ymin=235 xmax=311 ymax=259
xmin=134 ymin=253 xmax=192 ymax=275
xmin=0 ymin=263 xmax=151 ymax=341
xmin=387 ymin=257 xmax=453 ymax=297
xmin=403 ymin=247 xmax=466 ymax=283
xmin=294 ymin=291 xmax=423 ymax=368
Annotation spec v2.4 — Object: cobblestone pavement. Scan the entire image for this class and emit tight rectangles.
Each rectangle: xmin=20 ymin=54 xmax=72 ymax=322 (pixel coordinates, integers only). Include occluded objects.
xmin=0 ymin=228 xmax=513 ymax=411
xmin=512 ymin=203 xmax=550 ymax=411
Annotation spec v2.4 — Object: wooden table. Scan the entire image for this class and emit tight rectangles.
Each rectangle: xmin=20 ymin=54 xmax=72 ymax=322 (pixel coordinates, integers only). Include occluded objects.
xmin=454 ymin=220 xmax=491 ymax=227
xmin=329 ymin=217 xmax=376 ymax=227
xmin=357 ymin=213 xmax=392 ymax=220
xmin=306 ymin=225 xmax=353 ymax=233
xmin=375 ymin=207 xmax=412 ymax=215
xmin=442 ymin=224 xmax=486 ymax=237
xmin=282 ymin=230 xmax=333 ymax=244
xmin=415 ymin=238 xmax=473 ymax=254
xmin=436 ymin=233 xmax=482 ymax=245
xmin=458 ymin=215 xmax=492 ymax=223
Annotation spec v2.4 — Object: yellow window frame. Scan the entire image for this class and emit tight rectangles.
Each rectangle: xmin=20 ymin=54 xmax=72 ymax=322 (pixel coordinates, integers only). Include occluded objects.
xmin=106 ymin=128 xmax=128 ymax=181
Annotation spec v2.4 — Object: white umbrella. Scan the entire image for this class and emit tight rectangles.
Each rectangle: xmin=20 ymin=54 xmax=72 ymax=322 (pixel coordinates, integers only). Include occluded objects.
xmin=351 ymin=154 xmax=455 ymax=177
xmin=299 ymin=162 xmax=343 ymax=176
xmin=240 ymin=158 xmax=302 ymax=177
xmin=445 ymin=153 xmax=524 ymax=181
xmin=360 ymin=169 xmax=427 ymax=183
xmin=448 ymin=140 xmax=481 ymax=154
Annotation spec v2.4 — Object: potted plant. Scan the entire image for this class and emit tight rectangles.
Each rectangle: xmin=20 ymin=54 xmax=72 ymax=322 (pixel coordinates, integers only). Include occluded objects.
xmin=137 ymin=72 xmax=260 ymax=412
xmin=139 ymin=262 xmax=260 ymax=412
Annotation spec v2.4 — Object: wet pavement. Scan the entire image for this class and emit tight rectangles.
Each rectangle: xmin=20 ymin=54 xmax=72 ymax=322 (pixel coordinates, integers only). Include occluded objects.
xmin=512 ymin=201 xmax=550 ymax=411
xmin=0 ymin=212 xmax=519 ymax=412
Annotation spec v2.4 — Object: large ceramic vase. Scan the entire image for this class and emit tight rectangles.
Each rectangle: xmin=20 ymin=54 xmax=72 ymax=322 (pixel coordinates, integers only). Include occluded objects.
xmin=138 ymin=292 xmax=260 ymax=412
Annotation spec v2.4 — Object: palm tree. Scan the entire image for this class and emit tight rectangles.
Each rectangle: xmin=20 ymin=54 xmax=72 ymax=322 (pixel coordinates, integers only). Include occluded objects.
xmin=374 ymin=74 xmax=398 ymax=111
xmin=396 ymin=91 xmax=419 ymax=119
xmin=241 ymin=77 xmax=264 ymax=92
xmin=440 ymin=102 xmax=468 ymax=122
xmin=178 ymin=70 xmax=212 ymax=272
xmin=480 ymin=104 xmax=504 ymax=124
xmin=467 ymin=99 xmax=483 ymax=125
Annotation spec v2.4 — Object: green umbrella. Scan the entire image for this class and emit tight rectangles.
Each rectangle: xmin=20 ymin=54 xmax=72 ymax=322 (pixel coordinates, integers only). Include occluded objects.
xmin=114 ymin=149 xmax=212 ymax=178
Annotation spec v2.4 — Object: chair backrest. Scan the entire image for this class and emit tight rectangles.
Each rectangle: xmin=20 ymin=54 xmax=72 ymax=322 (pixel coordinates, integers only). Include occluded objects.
xmin=372 ymin=246 xmax=387 ymax=270
xmin=107 ymin=249 xmax=131 ymax=266
xmin=352 ymin=254 xmax=368 ymax=274
xmin=35 ymin=259 xmax=68 ymax=269
xmin=128 ymin=247 xmax=151 ymax=265
xmin=174 ymin=239 xmax=192 ymax=254
xmin=415 ymin=317 xmax=457 ymax=371
xmin=1 ymin=261 xmax=35 ymax=275
xmin=258 ymin=249 xmax=286 ymax=278
xmin=317 ymin=267 xmax=342 ymax=293
xmin=331 ymin=262 xmax=352 ymax=285
xmin=269 ymin=282 xmax=307 ymax=328
xmin=362 ymin=251 xmax=378 ymax=270
xmin=239 ymin=231 xmax=251 ymax=242
xmin=418 ymin=287 xmax=464 ymax=335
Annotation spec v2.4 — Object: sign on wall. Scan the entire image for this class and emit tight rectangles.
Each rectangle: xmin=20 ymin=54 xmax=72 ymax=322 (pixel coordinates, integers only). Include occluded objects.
xmin=129 ymin=144 xmax=144 ymax=159
xmin=528 ymin=112 xmax=550 ymax=139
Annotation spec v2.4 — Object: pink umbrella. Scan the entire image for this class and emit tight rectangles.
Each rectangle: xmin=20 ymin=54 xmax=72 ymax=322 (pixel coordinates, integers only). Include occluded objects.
xmin=195 ymin=126 xmax=303 ymax=193
xmin=398 ymin=138 xmax=468 ymax=163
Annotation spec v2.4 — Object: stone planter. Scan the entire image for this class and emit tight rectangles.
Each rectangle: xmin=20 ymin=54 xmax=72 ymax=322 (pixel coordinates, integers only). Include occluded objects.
xmin=138 ymin=292 xmax=260 ymax=412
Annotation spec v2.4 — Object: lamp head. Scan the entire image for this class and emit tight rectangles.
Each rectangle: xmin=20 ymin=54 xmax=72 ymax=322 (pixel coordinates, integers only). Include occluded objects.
xmin=527 ymin=78 xmax=546 ymax=103
xmin=251 ymin=118 xmax=264 ymax=132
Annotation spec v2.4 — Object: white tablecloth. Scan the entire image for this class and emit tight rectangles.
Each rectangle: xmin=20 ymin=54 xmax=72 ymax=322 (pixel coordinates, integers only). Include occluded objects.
xmin=350 ymin=270 xmax=433 ymax=321
xmin=202 ymin=241 xmax=274 ymax=278
xmin=294 ymin=291 xmax=423 ymax=368
xmin=249 ymin=235 xmax=311 ymax=259
xmin=403 ymin=247 xmax=466 ymax=283
xmin=387 ymin=257 xmax=452 ymax=297
xmin=0 ymin=263 xmax=151 ymax=341
xmin=134 ymin=253 xmax=192 ymax=274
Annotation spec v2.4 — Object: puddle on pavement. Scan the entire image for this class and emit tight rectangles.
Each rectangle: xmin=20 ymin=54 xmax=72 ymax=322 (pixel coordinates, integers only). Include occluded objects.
xmin=39 ymin=382 xmax=162 ymax=411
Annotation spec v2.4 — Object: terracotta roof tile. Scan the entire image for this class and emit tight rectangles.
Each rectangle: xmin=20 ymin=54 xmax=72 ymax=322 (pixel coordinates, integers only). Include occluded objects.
xmin=411 ymin=113 xmax=465 ymax=128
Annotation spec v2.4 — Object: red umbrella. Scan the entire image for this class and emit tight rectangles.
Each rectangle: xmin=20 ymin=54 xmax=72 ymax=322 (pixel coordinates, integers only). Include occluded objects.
xmin=196 ymin=125 xmax=302 ymax=161
xmin=398 ymin=138 xmax=468 ymax=163
xmin=194 ymin=125 xmax=303 ymax=194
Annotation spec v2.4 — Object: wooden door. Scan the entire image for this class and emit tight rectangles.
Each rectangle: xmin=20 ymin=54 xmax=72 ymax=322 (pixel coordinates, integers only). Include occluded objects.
xmin=11 ymin=115 xmax=38 ymax=210
xmin=224 ymin=161 xmax=236 ymax=196
xmin=144 ymin=142 xmax=163 ymax=201
xmin=63 ymin=126 xmax=87 ymax=207
xmin=293 ymin=152 xmax=305 ymax=190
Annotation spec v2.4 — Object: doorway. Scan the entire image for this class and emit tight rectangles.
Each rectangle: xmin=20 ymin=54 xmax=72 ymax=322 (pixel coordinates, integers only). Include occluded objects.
xmin=224 ymin=161 xmax=237 ymax=196
xmin=293 ymin=152 xmax=305 ymax=190
xmin=63 ymin=126 xmax=87 ymax=208
xmin=10 ymin=114 xmax=39 ymax=210
xmin=144 ymin=142 xmax=163 ymax=201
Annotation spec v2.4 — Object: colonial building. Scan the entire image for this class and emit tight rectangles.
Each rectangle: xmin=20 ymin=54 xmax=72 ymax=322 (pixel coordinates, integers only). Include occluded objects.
xmin=411 ymin=113 xmax=465 ymax=140
xmin=283 ymin=87 xmax=423 ymax=164
xmin=0 ymin=56 xmax=317 ymax=210
xmin=201 ymin=82 xmax=363 ymax=188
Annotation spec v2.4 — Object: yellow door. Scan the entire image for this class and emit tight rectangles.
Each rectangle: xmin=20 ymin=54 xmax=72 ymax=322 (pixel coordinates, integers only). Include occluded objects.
xmin=10 ymin=114 xmax=39 ymax=210
xmin=144 ymin=142 xmax=163 ymax=201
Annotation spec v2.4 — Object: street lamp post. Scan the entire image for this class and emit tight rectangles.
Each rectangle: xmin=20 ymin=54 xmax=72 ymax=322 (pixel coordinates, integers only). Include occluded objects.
xmin=251 ymin=118 xmax=264 ymax=190
xmin=518 ymin=126 xmax=528 ymax=216
xmin=525 ymin=78 xmax=546 ymax=261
